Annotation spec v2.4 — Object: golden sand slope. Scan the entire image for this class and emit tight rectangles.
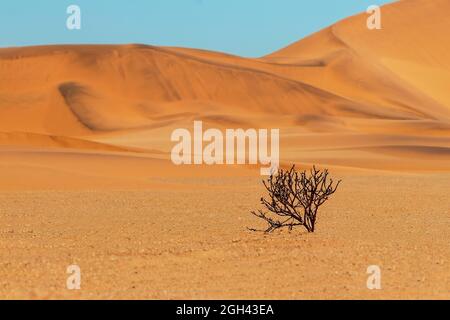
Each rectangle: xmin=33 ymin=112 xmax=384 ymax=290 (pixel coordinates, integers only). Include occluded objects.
xmin=0 ymin=0 xmax=450 ymax=300
xmin=1 ymin=0 xmax=450 ymax=188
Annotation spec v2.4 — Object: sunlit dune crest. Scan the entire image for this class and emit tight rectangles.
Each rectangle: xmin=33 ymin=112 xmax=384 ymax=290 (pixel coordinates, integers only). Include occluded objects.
xmin=0 ymin=0 xmax=450 ymax=189
xmin=2 ymin=0 xmax=450 ymax=301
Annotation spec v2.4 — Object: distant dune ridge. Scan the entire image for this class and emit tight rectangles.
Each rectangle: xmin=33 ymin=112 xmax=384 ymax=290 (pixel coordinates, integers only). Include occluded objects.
xmin=3 ymin=0 xmax=450 ymax=300
xmin=1 ymin=0 xmax=450 ymax=189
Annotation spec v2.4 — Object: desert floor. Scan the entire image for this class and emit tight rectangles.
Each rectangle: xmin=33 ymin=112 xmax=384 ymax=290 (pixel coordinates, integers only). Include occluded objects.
xmin=0 ymin=172 xmax=449 ymax=300
xmin=1 ymin=0 xmax=450 ymax=300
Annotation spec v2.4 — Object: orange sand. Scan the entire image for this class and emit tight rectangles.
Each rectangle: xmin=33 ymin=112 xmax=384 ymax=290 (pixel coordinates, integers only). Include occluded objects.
xmin=0 ymin=0 xmax=449 ymax=299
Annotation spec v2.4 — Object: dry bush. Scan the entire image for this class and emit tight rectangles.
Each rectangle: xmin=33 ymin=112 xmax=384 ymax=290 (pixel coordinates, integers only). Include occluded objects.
xmin=250 ymin=165 xmax=341 ymax=233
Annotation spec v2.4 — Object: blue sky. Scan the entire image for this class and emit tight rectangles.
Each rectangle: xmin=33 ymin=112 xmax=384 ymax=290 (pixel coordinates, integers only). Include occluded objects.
xmin=0 ymin=0 xmax=393 ymax=57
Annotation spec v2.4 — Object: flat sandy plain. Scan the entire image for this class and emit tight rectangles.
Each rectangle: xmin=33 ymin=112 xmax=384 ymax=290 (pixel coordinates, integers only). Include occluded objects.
xmin=0 ymin=173 xmax=449 ymax=299
xmin=1 ymin=0 xmax=450 ymax=299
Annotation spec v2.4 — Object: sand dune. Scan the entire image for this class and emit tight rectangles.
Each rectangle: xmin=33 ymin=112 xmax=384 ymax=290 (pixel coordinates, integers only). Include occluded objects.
xmin=0 ymin=0 xmax=449 ymax=183
xmin=0 ymin=132 xmax=143 ymax=153
xmin=265 ymin=0 xmax=450 ymax=120
xmin=1 ymin=0 xmax=450 ymax=300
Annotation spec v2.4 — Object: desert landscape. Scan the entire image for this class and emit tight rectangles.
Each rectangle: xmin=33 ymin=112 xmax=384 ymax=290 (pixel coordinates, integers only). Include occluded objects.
xmin=0 ymin=0 xmax=449 ymax=299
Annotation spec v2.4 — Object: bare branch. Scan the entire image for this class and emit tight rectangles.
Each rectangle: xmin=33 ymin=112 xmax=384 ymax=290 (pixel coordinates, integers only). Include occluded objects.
xmin=249 ymin=165 xmax=341 ymax=233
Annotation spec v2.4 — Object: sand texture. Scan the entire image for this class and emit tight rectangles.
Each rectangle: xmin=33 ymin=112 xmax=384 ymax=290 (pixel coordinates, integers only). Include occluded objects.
xmin=0 ymin=0 xmax=449 ymax=299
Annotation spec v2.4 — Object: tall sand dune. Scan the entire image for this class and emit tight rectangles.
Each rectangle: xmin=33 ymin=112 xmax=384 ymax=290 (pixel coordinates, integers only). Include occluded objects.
xmin=0 ymin=0 xmax=449 ymax=188
xmin=2 ymin=0 xmax=450 ymax=300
